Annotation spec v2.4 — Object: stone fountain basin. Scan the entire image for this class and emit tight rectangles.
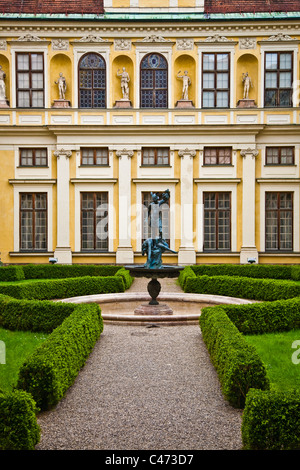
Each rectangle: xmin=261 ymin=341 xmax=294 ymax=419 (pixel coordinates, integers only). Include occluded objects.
xmin=57 ymin=292 xmax=255 ymax=325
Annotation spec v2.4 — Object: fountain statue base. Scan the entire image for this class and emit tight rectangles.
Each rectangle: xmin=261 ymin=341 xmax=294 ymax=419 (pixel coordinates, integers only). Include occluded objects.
xmin=125 ymin=265 xmax=184 ymax=316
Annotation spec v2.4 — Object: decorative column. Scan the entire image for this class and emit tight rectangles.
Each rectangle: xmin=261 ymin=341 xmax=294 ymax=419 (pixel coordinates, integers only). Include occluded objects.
xmin=54 ymin=148 xmax=72 ymax=264
xmin=178 ymin=148 xmax=196 ymax=265
xmin=240 ymin=147 xmax=259 ymax=264
xmin=116 ymin=149 xmax=134 ymax=264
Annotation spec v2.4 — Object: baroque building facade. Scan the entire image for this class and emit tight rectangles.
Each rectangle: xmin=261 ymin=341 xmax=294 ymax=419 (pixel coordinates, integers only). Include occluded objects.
xmin=0 ymin=0 xmax=300 ymax=265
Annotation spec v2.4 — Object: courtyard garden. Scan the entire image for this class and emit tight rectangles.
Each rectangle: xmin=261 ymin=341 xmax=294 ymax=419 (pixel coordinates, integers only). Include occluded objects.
xmin=0 ymin=262 xmax=300 ymax=450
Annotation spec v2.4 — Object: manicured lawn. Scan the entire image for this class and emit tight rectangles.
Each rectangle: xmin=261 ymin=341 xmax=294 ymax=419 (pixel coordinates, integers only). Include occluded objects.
xmin=245 ymin=329 xmax=300 ymax=392
xmin=0 ymin=328 xmax=48 ymax=392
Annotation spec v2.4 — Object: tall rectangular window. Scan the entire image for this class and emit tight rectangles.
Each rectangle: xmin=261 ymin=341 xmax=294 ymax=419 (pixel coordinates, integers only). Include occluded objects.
xmin=81 ymin=192 xmax=108 ymax=251
xmin=81 ymin=148 xmax=109 ymax=166
xmin=264 ymin=52 xmax=293 ymax=107
xmin=202 ymin=53 xmax=230 ymax=108
xmin=20 ymin=193 xmax=47 ymax=251
xmin=265 ymin=192 xmax=293 ymax=251
xmin=266 ymin=147 xmax=294 ymax=165
xmin=16 ymin=53 xmax=44 ymax=108
xmin=204 ymin=147 xmax=231 ymax=165
xmin=20 ymin=148 xmax=47 ymax=167
xmin=203 ymin=192 xmax=231 ymax=251
xmin=142 ymin=148 xmax=170 ymax=166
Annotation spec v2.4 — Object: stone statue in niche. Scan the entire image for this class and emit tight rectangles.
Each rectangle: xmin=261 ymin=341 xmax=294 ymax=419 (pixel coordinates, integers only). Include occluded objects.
xmin=114 ymin=67 xmax=132 ymax=108
xmin=55 ymin=72 xmax=67 ymax=100
xmin=0 ymin=65 xmax=9 ymax=107
xmin=117 ymin=67 xmax=130 ymax=100
xmin=52 ymin=72 xmax=70 ymax=108
xmin=177 ymin=70 xmax=191 ymax=100
xmin=175 ymin=70 xmax=194 ymax=108
xmin=242 ymin=72 xmax=253 ymax=99
xmin=237 ymin=72 xmax=256 ymax=108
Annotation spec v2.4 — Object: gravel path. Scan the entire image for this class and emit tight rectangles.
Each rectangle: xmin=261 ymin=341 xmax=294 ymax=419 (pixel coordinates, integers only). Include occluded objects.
xmin=36 ymin=323 xmax=243 ymax=450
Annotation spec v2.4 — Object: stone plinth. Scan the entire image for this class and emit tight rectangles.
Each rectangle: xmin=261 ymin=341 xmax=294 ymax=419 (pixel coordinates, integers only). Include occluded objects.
xmin=134 ymin=303 xmax=173 ymax=315
xmin=114 ymin=99 xmax=132 ymax=108
xmin=175 ymin=100 xmax=194 ymax=108
xmin=0 ymin=99 xmax=9 ymax=108
xmin=52 ymin=99 xmax=71 ymax=108
xmin=237 ymin=99 xmax=257 ymax=108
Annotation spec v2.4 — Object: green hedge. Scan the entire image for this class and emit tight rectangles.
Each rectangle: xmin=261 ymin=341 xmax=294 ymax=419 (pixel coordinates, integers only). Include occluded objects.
xmin=115 ymin=267 xmax=134 ymax=290
xmin=222 ymin=298 xmax=300 ymax=335
xmin=0 ymin=275 xmax=126 ymax=300
xmin=190 ymin=264 xmax=294 ymax=280
xmin=0 ymin=389 xmax=40 ymax=450
xmin=199 ymin=306 xmax=270 ymax=408
xmin=0 ymin=266 xmax=25 ymax=282
xmin=22 ymin=263 xmax=120 ymax=280
xmin=0 ymin=294 xmax=76 ymax=333
xmin=178 ymin=266 xmax=196 ymax=290
xmin=184 ymin=274 xmax=300 ymax=301
xmin=242 ymin=389 xmax=300 ymax=450
xmin=17 ymin=303 xmax=103 ymax=410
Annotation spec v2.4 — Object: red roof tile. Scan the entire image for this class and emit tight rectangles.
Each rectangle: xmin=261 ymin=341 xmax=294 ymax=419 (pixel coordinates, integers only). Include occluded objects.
xmin=205 ymin=0 xmax=300 ymax=13
xmin=0 ymin=0 xmax=104 ymax=15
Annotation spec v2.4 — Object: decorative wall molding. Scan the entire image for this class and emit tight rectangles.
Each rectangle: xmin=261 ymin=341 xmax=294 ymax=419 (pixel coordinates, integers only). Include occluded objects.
xmin=17 ymin=33 xmax=44 ymax=42
xmin=114 ymin=39 xmax=132 ymax=51
xmin=141 ymin=34 xmax=171 ymax=43
xmin=176 ymin=38 xmax=194 ymax=50
xmin=52 ymin=39 xmax=69 ymax=51
xmin=240 ymin=148 xmax=259 ymax=159
xmin=116 ymin=149 xmax=134 ymax=158
xmin=178 ymin=148 xmax=197 ymax=158
xmin=239 ymin=37 xmax=256 ymax=50
xmin=0 ymin=39 xmax=7 ymax=50
xmin=54 ymin=149 xmax=72 ymax=159
xmin=74 ymin=35 xmax=109 ymax=43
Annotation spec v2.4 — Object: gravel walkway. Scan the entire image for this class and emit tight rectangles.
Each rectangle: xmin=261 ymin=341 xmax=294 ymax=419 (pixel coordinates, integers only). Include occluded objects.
xmin=36 ymin=322 xmax=243 ymax=450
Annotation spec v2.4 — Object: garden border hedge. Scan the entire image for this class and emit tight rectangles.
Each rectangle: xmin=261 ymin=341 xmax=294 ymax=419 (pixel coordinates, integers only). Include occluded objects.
xmin=0 ymin=266 xmax=133 ymax=449
xmin=179 ymin=265 xmax=300 ymax=449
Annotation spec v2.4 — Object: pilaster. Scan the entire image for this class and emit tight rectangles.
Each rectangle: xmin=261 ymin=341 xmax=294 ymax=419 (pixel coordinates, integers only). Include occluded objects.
xmin=116 ymin=149 xmax=134 ymax=264
xmin=240 ymin=147 xmax=259 ymax=264
xmin=178 ymin=148 xmax=196 ymax=265
xmin=54 ymin=148 xmax=72 ymax=264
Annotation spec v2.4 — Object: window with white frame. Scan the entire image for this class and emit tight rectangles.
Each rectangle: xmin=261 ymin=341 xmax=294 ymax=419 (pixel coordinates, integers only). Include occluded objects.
xmin=203 ymin=192 xmax=231 ymax=251
xmin=16 ymin=52 xmax=44 ymax=108
xmin=265 ymin=192 xmax=293 ymax=251
xmin=20 ymin=192 xmax=47 ymax=251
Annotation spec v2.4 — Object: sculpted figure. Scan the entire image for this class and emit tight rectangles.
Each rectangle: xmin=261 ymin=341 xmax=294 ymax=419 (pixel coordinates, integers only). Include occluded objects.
xmin=0 ymin=65 xmax=7 ymax=101
xmin=117 ymin=67 xmax=130 ymax=100
xmin=177 ymin=70 xmax=191 ymax=100
xmin=242 ymin=72 xmax=253 ymax=100
xmin=55 ymin=72 xmax=67 ymax=100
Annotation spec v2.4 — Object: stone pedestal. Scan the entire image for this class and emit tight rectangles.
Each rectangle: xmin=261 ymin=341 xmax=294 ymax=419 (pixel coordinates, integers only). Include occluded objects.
xmin=134 ymin=303 xmax=173 ymax=315
xmin=175 ymin=100 xmax=194 ymax=108
xmin=114 ymin=99 xmax=132 ymax=108
xmin=0 ymin=99 xmax=9 ymax=108
xmin=237 ymin=99 xmax=257 ymax=108
xmin=52 ymin=99 xmax=71 ymax=108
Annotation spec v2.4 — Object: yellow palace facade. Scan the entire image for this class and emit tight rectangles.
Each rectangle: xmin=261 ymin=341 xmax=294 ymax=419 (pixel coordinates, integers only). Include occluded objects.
xmin=1 ymin=0 xmax=300 ymax=266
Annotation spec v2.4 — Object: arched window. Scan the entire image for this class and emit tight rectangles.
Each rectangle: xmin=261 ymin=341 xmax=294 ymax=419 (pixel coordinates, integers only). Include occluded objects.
xmin=78 ymin=53 xmax=106 ymax=108
xmin=140 ymin=53 xmax=168 ymax=108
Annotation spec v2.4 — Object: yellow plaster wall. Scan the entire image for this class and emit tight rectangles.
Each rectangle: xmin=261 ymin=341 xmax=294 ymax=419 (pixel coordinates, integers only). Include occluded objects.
xmin=174 ymin=54 xmax=196 ymax=106
xmin=113 ymin=0 xmax=130 ymax=7
xmin=0 ymin=151 xmax=14 ymax=263
xmin=112 ymin=55 xmax=134 ymax=106
xmin=49 ymin=53 xmax=73 ymax=107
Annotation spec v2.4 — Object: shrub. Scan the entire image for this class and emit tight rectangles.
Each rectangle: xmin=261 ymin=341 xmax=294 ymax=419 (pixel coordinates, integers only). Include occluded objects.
xmin=199 ymin=306 xmax=270 ymax=408
xmin=178 ymin=266 xmax=196 ymax=290
xmin=17 ymin=303 xmax=103 ymax=410
xmin=242 ymin=389 xmax=300 ymax=450
xmin=222 ymin=298 xmax=300 ymax=335
xmin=184 ymin=274 xmax=300 ymax=301
xmin=0 ymin=295 xmax=76 ymax=333
xmin=191 ymin=264 xmax=292 ymax=280
xmin=22 ymin=264 xmax=120 ymax=280
xmin=115 ymin=267 xmax=134 ymax=290
xmin=0 ymin=275 xmax=126 ymax=300
xmin=0 ymin=266 xmax=25 ymax=282
xmin=0 ymin=389 xmax=40 ymax=450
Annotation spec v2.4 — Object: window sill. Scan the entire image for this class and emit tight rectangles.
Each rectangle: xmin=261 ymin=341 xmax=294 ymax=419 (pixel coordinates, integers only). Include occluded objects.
xmin=9 ymin=251 xmax=53 ymax=256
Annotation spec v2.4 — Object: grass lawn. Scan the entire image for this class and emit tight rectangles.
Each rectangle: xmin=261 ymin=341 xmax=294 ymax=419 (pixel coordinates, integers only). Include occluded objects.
xmin=245 ymin=329 xmax=300 ymax=392
xmin=0 ymin=328 xmax=48 ymax=392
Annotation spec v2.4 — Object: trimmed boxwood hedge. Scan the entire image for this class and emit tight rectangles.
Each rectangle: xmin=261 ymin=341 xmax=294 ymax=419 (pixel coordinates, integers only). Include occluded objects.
xmin=17 ymin=302 xmax=103 ymax=410
xmin=242 ymin=389 xmax=300 ymax=450
xmin=0 ymin=294 xmax=76 ymax=333
xmin=0 ymin=275 xmax=126 ymax=300
xmin=0 ymin=266 xmax=25 ymax=282
xmin=183 ymin=274 xmax=300 ymax=301
xmin=190 ymin=263 xmax=294 ymax=280
xmin=0 ymin=389 xmax=40 ymax=450
xmin=199 ymin=306 xmax=270 ymax=408
xmin=21 ymin=263 xmax=120 ymax=280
